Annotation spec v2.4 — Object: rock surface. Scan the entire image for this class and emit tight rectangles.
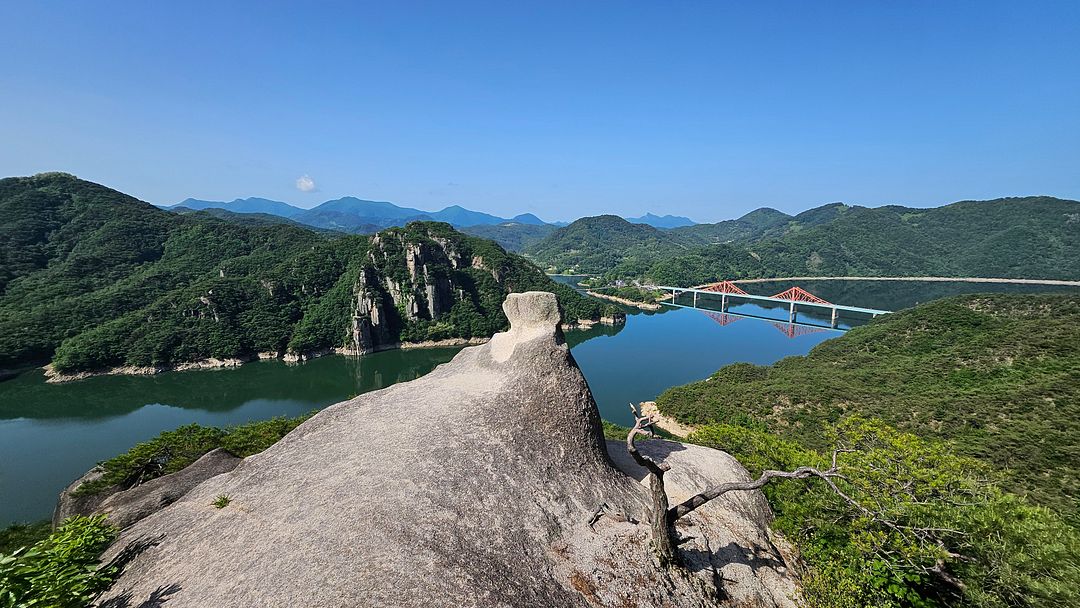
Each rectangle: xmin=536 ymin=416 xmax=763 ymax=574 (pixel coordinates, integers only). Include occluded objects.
xmin=98 ymin=291 xmax=799 ymax=607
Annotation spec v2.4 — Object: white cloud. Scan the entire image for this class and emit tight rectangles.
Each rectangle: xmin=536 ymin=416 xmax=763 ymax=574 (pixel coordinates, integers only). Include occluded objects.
xmin=295 ymin=174 xmax=316 ymax=192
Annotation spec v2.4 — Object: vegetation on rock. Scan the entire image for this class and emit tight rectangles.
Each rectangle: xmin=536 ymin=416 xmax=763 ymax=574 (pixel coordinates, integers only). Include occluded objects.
xmin=689 ymin=419 xmax=1080 ymax=608
xmin=0 ymin=522 xmax=50 ymax=556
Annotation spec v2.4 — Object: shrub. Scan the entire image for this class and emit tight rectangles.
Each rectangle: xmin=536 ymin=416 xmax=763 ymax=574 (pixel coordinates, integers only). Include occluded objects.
xmin=689 ymin=418 xmax=1080 ymax=608
xmin=0 ymin=515 xmax=117 ymax=608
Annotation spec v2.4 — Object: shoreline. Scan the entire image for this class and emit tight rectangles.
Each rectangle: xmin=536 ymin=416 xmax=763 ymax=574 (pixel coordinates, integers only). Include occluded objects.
xmin=41 ymin=337 xmax=494 ymax=384
xmin=728 ymin=276 xmax=1080 ymax=286
xmin=585 ymin=290 xmax=662 ymax=311
xmin=639 ymin=401 xmax=697 ymax=438
xmin=36 ymin=317 xmax=619 ymax=384
xmin=564 ymin=315 xmax=625 ymax=329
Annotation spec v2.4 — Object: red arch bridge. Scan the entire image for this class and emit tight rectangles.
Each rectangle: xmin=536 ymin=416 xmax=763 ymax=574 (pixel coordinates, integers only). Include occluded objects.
xmin=643 ymin=281 xmax=891 ymax=329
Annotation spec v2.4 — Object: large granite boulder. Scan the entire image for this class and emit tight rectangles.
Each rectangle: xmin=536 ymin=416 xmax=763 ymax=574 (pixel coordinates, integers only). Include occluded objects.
xmin=98 ymin=291 xmax=800 ymax=607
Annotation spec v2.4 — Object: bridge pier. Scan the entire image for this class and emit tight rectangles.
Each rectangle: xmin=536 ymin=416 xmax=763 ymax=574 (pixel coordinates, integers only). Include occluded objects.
xmin=693 ymin=291 xmax=697 ymax=308
xmin=789 ymin=300 xmax=796 ymax=323
xmin=831 ymin=307 xmax=838 ymax=328
xmin=721 ymin=293 xmax=728 ymax=311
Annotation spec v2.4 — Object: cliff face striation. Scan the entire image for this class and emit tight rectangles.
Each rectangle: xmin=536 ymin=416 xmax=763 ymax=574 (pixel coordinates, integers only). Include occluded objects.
xmin=97 ymin=292 xmax=797 ymax=607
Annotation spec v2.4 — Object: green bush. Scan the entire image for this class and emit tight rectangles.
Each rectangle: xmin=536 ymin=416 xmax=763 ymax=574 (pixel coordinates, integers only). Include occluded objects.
xmin=689 ymin=418 xmax=1080 ymax=608
xmin=0 ymin=515 xmax=117 ymax=608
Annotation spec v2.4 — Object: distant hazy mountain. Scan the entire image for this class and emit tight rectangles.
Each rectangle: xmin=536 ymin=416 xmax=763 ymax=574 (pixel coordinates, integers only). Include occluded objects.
xmin=625 ymin=213 xmax=696 ymax=228
xmin=523 ymin=215 xmax=672 ymax=274
xmin=172 ymin=207 xmax=349 ymax=234
xmin=424 ymin=205 xmax=506 ymax=227
xmin=510 ymin=213 xmax=547 ymax=225
xmin=170 ymin=197 xmax=304 ymax=218
xmin=668 ymin=207 xmax=793 ymax=245
xmin=169 ymin=195 xmax=551 ymax=232
xmin=294 ymin=197 xmax=432 ymax=232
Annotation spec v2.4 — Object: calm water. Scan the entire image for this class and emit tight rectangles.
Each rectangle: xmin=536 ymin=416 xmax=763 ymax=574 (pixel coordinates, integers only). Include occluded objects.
xmin=2 ymin=279 xmax=1076 ymax=524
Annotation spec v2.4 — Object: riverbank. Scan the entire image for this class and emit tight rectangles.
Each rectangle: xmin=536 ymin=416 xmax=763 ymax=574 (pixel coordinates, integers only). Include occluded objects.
xmin=41 ymin=337 xmax=492 ymax=384
xmin=564 ymin=314 xmax=626 ymax=329
xmin=37 ymin=318 xmax=625 ymax=384
xmin=586 ymin=290 xmax=662 ymax=311
xmin=639 ymin=400 xmax=696 ymax=437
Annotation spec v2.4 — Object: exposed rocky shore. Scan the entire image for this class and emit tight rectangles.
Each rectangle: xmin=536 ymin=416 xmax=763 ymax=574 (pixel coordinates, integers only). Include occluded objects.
xmin=586 ymin=290 xmax=662 ymax=311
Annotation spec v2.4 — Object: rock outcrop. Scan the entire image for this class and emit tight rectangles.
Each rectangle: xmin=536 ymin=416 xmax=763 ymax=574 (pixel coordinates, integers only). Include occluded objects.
xmin=54 ymin=449 xmax=242 ymax=529
xmin=97 ymin=292 xmax=799 ymax=607
xmin=54 ymin=466 xmax=109 ymax=526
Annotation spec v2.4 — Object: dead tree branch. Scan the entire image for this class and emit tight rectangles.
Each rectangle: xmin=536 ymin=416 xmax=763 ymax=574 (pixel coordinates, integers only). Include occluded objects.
xmin=626 ymin=403 xmax=678 ymax=564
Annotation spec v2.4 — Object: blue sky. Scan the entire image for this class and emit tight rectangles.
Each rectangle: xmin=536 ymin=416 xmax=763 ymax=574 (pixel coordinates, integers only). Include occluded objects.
xmin=2 ymin=1 xmax=1078 ymax=222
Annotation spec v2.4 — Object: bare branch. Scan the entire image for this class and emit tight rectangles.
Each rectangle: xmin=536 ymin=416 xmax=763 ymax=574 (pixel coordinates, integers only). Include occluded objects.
xmin=670 ymin=465 xmax=842 ymax=519
xmin=626 ymin=403 xmax=678 ymax=564
xmin=626 ymin=403 xmax=670 ymax=476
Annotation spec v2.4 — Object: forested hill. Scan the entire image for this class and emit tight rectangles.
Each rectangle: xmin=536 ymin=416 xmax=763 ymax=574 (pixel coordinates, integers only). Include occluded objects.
xmin=0 ymin=173 xmax=613 ymax=375
xmin=523 ymin=214 xmax=684 ymax=275
xmin=653 ymin=293 xmax=1080 ymax=606
xmin=525 ymin=197 xmax=1080 ymax=282
xmin=657 ymin=293 xmax=1080 ymax=520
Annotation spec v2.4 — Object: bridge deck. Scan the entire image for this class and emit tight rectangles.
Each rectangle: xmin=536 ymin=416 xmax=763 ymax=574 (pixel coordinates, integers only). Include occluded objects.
xmin=646 ymin=285 xmax=892 ymax=316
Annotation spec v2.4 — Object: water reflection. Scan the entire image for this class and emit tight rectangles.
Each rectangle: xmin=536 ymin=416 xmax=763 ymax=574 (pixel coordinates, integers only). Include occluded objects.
xmin=698 ymin=310 xmax=831 ymax=339
xmin=0 ymin=348 xmax=461 ymax=422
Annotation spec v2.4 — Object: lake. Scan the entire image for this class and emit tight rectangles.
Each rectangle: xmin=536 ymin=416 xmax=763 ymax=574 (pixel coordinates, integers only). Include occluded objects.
xmin=2 ymin=279 xmax=1077 ymax=524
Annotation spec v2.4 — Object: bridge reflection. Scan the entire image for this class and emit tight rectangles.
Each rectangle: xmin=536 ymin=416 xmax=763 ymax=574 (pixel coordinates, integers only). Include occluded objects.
xmin=687 ymin=305 xmax=841 ymax=338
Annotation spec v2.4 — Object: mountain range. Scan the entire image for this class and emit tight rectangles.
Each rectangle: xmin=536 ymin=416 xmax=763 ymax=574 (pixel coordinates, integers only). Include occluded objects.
xmin=170 ymin=196 xmax=549 ymax=233
xmin=624 ymin=213 xmax=695 ymax=228
xmin=166 ymin=197 xmax=694 ymax=234
xmin=524 ymin=197 xmax=1080 ymax=282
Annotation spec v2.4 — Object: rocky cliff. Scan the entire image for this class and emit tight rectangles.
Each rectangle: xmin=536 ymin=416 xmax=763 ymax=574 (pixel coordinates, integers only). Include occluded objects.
xmin=96 ymin=292 xmax=798 ymax=607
